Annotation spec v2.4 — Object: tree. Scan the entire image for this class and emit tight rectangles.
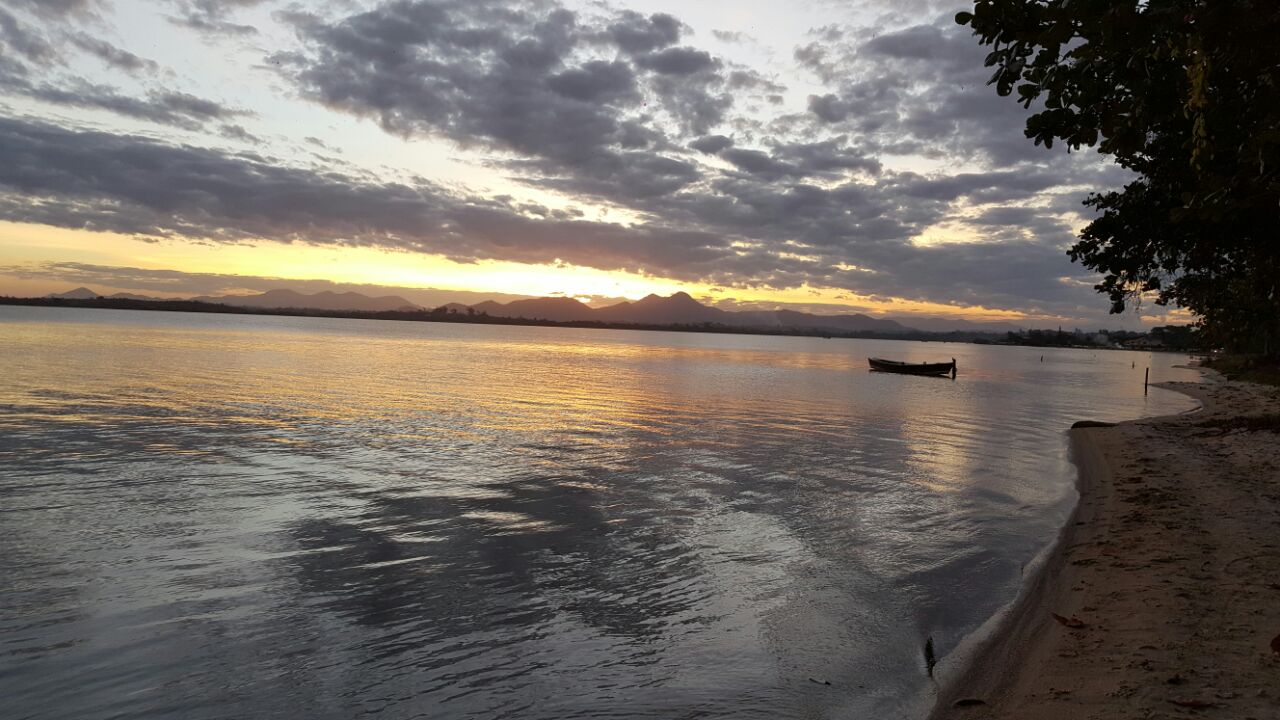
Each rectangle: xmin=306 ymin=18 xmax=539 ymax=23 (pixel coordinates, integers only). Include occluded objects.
xmin=956 ymin=1 xmax=1280 ymax=352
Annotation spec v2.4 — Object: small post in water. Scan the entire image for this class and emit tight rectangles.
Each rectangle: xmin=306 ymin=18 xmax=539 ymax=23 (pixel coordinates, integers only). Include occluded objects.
xmin=1144 ymin=367 xmax=1149 ymax=395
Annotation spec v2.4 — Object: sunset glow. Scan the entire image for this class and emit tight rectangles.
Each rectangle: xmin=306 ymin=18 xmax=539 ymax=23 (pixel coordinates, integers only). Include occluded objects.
xmin=0 ymin=0 xmax=1170 ymax=328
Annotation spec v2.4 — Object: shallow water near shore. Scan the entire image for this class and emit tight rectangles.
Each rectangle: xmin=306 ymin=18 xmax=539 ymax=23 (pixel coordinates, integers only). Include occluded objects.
xmin=0 ymin=306 xmax=1199 ymax=719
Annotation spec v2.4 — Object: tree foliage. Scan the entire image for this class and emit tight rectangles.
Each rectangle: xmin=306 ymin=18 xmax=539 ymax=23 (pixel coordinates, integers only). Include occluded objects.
xmin=957 ymin=0 xmax=1280 ymax=352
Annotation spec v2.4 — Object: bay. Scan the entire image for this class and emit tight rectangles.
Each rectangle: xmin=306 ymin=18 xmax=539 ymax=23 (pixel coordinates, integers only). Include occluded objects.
xmin=0 ymin=306 xmax=1198 ymax=719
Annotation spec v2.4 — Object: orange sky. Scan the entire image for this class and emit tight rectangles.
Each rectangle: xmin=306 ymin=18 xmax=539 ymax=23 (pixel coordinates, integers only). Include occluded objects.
xmin=0 ymin=220 xmax=1086 ymax=324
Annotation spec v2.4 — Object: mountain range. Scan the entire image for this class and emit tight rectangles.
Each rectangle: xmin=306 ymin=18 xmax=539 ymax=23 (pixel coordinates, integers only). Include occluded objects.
xmin=44 ymin=287 xmax=1021 ymax=334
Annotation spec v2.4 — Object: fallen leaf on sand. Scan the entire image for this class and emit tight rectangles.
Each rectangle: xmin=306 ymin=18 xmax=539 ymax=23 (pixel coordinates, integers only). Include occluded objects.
xmin=1271 ymin=632 xmax=1280 ymax=654
xmin=1051 ymin=612 xmax=1087 ymax=628
xmin=1169 ymin=698 xmax=1217 ymax=709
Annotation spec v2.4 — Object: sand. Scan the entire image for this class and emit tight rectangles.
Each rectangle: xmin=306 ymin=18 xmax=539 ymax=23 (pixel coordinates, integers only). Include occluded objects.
xmin=932 ymin=370 xmax=1280 ymax=719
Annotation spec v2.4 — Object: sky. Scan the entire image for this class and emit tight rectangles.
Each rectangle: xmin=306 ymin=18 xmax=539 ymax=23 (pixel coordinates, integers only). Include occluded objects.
xmin=0 ymin=0 xmax=1188 ymax=328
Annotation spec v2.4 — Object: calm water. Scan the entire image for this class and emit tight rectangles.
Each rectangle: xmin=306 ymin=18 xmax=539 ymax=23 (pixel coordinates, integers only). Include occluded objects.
xmin=0 ymin=307 xmax=1198 ymax=719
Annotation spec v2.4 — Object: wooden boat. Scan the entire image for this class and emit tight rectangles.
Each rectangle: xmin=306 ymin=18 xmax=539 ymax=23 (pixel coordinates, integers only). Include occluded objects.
xmin=868 ymin=357 xmax=956 ymax=377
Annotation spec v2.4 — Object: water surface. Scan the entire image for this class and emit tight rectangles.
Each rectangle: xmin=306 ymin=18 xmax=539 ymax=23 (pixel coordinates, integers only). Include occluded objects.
xmin=0 ymin=307 xmax=1198 ymax=719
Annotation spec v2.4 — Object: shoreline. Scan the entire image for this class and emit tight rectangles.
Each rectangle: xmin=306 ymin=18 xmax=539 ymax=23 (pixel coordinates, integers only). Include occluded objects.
xmin=930 ymin=371 xmax=1280 ymax=718
xmin=0 ymin=297 xmax=1197 ymax=352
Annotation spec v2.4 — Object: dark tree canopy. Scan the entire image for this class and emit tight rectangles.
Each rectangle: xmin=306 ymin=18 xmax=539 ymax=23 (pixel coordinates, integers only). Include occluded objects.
xmin=957 ymin=0 xmax=1280 ymax=352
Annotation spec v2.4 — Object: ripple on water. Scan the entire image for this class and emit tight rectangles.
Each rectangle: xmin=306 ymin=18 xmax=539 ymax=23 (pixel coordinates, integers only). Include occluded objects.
xmin=0 ymin=308 xmax=1200 ymax=719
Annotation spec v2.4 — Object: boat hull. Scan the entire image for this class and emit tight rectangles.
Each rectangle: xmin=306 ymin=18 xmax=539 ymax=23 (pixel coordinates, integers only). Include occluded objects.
xmin=868 ymin=357 xmax=956 ymax=376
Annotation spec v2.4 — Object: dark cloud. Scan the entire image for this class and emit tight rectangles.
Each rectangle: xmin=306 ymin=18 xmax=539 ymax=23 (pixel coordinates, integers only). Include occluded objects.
xmin=798 ymin=18 xmax=1053 ymax=167
xmin=69 ymin=33 xmax=160 ymax=73
xmin=0 ymin=73 xmax=247 ymax=130
xmin=546 ymin=61 xmax=637 ymax=103
xmin=689 ymin=134 xmax=733 ymax=154
xmin=794 ymin=42 xmax=835 ymax=83
xmin=893 ymin=170 xmax=1061 ymax=202
xmin=0 ymin=6 xmax=57 ymax=62
xmin=607 ymin=11 xmax=681 ymax=55
xmin=168 ymin=0 xmax=265 ymax=35
xmin=713 ymin=140 xmax=879 ymax=182
xmin=720 ymin=148 xmax=797 ymax=179
xmin=862 ymin=23 xmax=962 ymax=61
xmin=808 ymin=93 xmax=850 ymax=123
xmin=219 ymin=123 xmax=261 ymax=144
xmin=276 ymin=0 xmax=754 ymax=204
xmin=3 ymin=0 xmax=101 ymax=17
xmin=0 ymin=1 xmax=1142 ymax=322
xmin=634 ymin=47 xmax=717 ymax=76
xmin=774 ymin=138 xmax=881 ymax=176
xmin=0 ymin=116 xmax=730 ymax=276
xmin=725 ymin=69 xmax=784 ymax=93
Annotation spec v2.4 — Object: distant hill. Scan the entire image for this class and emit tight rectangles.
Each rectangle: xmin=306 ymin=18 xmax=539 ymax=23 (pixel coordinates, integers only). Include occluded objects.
xmin=191 ymin=289 xmax=421 ymax=312
xmin=106 ymin=292 xmax=160 ymax=301
xmin=594 ymin=292 xmax=730 ymax=325
xmin=46 ymin=287 xmax=101 ymax=300
xmin=474 ymin=291 xmax=913 ymax=333
xmin=37 ymin=286 xmax=1015 ymax=334
xmin=485 ymin=296 xmax=597 ymax=322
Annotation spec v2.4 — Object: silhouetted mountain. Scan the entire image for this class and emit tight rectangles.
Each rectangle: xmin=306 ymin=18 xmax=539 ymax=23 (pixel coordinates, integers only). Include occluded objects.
xmin=473 ymin=291 xmax=913 ymax=333
xmin=191 ymin=289 xmax=420 ymax=312
xmin=470 ymin=300 xmax=506 ymax=316
xmin=47 ymin=287 xmax=100 ymax=299
xmin=486 ymin=296 xmax=597 ymax=322
xmin=36 ymin=286 xmax=1009 ymax=334
xmin=594 ymin=292 xmax=731 ymax=325
xmin=433 ymin=303 xmax=474 ymax=313
xmin=106 ymin=292 xmax=160 ymax=301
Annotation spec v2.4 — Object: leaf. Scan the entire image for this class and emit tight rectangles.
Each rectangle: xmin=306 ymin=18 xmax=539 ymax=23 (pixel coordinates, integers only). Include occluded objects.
xmin=1271 ymin=632 xmax=1280 ymax=654
xmin=1051 ymin=612 xmax=1086 ymax=628
xmin=955 ymin=11 xmax=974 ymax=25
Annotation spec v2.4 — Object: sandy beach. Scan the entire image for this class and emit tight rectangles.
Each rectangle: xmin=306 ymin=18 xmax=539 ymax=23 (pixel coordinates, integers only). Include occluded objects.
xmin=933 ymin=370 xmax=1280 ymax=719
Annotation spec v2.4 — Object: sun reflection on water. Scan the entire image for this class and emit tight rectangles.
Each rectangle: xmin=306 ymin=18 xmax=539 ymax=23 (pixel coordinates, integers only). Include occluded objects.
xmin=0 ymin=307 xmax=1200 ymax=720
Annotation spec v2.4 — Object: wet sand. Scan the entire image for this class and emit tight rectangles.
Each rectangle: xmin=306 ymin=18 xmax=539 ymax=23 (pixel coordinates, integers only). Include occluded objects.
xmin=933 ymin=370 xmax=1280 ymax=719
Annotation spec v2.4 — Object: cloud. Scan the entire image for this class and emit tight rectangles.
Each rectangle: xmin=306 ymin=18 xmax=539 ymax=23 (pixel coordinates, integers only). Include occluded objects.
xmin=275 ymin=0 xmax=767 ymax=202
xmin=0 ymin=74 xmax=248 ymax=130
xmin=607 ymin=11 xmax=682 ymax=54
xmin=634 ymin=47 xmax=717 ymax=76
xmin=0 ymin=114 xmax=1112 ymax=318
xmin=796 ymin=18 xmax=1054 ymax=166
xmin=807 ymin=93 xmax=850 ymax=123
xmin=167 ymin=0 xmax=266 ymax=35
xmin=3 ymin=0 xmax=102 ymax=17
xmin=0 ymin=5 xmax=237 ymax=131
xmin=0 ymin=1 xmax=1146 ymax=322
xmin=0 ymin=116 xmax=731 ymax=276
xmin=0 ymin=6 xmax=58 ymax=63
xmin=711 ymin=29 xmax=747 ymax=44
xmin=219 ymin=123 xmax=262 ymax=144
xmin=69 ymin=33 xmax=160 ymax=74
xmin=689 ymin=134 xmax=733 ymax=154
xmin=545 ymin=61 xmax=638 ymax=103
